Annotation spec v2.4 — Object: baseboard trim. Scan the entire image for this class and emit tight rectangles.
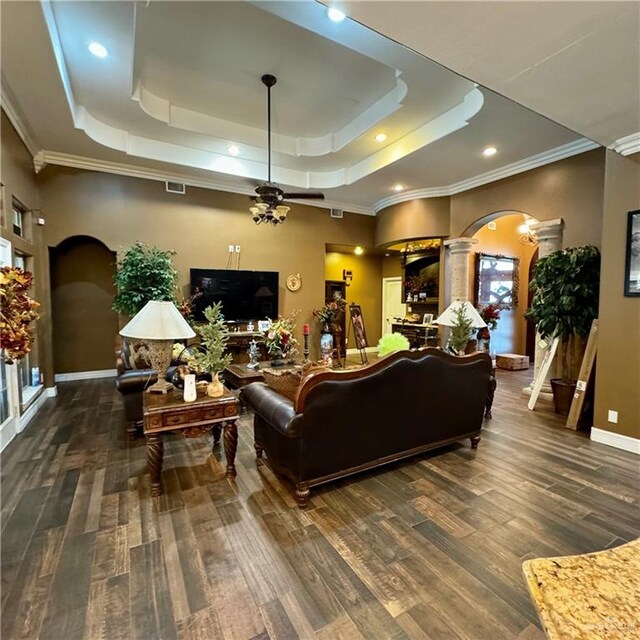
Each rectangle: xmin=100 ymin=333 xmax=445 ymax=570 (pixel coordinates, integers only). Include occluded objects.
xmin=0 ymin=418 xmax=18 ymax=452
xmin=18 ymin=388 xmax=48 ymax=432
xmin=54 ymin=369 xmax=116 ymax=382
xmin=590 ymin=428 xmax=640 ymax=455
xmin=46 ymin=386 xmax=58 ymax=397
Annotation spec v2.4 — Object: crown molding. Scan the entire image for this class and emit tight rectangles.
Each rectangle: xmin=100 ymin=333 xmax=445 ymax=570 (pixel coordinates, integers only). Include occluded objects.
xmin=609 ymin=132 xmax=640 ymax=157
xmin=0 ymin=85 xmax=40 ymax=158
xmin=32 ymin=150 xmax=375 ymax=216
xmin=373 ymin=138 xmax=600 ymax=213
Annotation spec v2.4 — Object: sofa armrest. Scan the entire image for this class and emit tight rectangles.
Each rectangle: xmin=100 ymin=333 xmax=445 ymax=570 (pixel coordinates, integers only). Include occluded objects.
xmin=115 ymin=369 xmax=157 ymax=394
xmin=241 ymin=382 xmax=298 ymax=436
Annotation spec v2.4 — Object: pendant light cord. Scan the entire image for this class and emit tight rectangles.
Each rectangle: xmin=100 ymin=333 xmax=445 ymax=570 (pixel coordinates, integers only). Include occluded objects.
xmin=267 ymin=83 xmax=271 ymax=184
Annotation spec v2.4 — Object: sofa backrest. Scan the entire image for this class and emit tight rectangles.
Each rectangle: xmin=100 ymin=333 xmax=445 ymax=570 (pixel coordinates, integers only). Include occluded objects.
xmin=296 ymin=348 xmax=491 ymax=478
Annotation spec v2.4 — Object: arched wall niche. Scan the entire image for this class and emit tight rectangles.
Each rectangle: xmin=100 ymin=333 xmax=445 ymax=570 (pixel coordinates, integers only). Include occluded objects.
xmin=50 ymin=235 xmax=119 ymax=374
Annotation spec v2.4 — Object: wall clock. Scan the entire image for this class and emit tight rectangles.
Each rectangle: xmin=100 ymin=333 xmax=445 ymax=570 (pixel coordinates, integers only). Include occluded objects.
xmin=286 ymin=273 xmax=302 ymax=292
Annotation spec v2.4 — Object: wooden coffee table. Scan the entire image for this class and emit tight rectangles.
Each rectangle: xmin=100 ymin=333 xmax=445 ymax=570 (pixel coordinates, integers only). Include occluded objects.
xmin=143 ymin=387 xmax=240 ymax=496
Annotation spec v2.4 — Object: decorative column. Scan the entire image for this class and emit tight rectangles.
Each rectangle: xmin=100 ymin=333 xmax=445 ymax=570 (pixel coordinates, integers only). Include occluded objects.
xmin=444 ymin=237 xmax=479 ymax=302
xmin=524 ymin=218 xmax=564 ymax=398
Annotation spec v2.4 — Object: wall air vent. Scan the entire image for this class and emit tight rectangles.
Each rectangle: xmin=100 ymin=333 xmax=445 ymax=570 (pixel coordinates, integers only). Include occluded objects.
xmin=330 ymin=208 xmax=343 ymax=219
xmin=165 ymin=181 xmax=186 ymax=195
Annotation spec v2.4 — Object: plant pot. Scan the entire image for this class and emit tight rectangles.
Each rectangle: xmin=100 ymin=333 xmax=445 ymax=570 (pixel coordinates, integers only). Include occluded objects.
xmin=206 ymin=373 xmax=224 ymax=398
xmin=550 ymin=378 xmax=576 ymax=415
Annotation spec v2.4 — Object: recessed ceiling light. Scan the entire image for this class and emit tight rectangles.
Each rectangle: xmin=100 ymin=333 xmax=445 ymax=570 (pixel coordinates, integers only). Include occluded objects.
xmin=228 ymin=145 xmax=240 ymax=156
xmin=327 ymin=7 xmax=346 ymax=22
xmin=483 ymin=146 xmax=498 ymax=157
xmin=374 ymin=133 xmax=388 ymax=143
xmin=392 ymin=184 xmax=405 ymax=192
xmin=354 ymin=246 xmax=364 ymax=256
xmin=88 ymin=42 xmax=108 ymax=58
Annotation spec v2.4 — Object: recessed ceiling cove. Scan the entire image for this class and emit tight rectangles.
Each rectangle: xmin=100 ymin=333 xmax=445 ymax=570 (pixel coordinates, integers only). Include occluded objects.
xmin=43 ymin=0 xmax=482 ymax=188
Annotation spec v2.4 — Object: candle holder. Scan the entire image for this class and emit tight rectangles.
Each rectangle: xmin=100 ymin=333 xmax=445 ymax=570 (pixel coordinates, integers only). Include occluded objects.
xmin=303 ymin=332 xmax=310 ymax=363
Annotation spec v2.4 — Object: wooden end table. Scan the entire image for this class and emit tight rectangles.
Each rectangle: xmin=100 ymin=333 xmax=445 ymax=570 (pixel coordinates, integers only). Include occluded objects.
xmin=143 ymin=387 xmax=240 ymax=496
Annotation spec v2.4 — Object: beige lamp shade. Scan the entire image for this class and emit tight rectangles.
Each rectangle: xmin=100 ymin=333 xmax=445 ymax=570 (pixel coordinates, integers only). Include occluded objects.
xmin=119 ymin=301 xmax=196 ymax=340
xmin=434 ymin=300 xmax=487 ymax=329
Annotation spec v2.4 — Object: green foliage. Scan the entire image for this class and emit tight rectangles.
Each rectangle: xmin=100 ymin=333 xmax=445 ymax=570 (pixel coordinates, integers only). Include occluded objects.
xmin=194 ymin=302 xmax=232 ymax=375
xmin=449 ymin=305 xmax=474 ymax=354
xmin=112 ymin=242 xmax=178 ymax=316
xmin=377 ymin=332 xmax=410 ymax=357
xmin=524 ymin=246 xmax=600 ymax=383
xmin=525 ymin=245 xmax=600 ymax=347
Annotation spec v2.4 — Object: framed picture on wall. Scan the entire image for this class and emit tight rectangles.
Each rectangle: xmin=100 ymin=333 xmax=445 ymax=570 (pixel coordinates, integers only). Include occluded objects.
xmin=624 ymin=209 xmax=640 ymax=296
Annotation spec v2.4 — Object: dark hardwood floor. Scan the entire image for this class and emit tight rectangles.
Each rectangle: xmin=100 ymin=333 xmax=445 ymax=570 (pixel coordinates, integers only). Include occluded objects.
xmin=1 ymin=369 xmax=639 ymax=639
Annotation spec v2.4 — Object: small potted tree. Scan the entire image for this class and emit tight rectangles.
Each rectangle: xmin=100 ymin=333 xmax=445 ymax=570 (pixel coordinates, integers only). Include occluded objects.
xmin=193 ymin=302 xmax=232 ymax=397
xmin=525 ymin=245 xmax=600 ymax=414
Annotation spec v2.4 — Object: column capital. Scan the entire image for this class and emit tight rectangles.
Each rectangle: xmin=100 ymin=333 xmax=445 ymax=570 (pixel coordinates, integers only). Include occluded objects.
xmin=531 ymin=218 xmax=564 ymax=241
xmin=443 ymin=237 xmax=478 ymax=255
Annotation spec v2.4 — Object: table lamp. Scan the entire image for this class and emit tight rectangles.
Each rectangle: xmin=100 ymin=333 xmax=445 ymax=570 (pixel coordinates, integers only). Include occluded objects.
xmin=120 ymin=301 xmax=196 ymax=393
xmin=434 ymin=300 xmax=487 ymax=329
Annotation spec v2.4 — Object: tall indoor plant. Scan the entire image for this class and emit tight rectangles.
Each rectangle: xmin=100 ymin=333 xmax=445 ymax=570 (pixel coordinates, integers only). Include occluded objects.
xmin=525 ymin=245 xmax=600 ymax=414
xmin=112 ymin=242 xmax=178 ymax=317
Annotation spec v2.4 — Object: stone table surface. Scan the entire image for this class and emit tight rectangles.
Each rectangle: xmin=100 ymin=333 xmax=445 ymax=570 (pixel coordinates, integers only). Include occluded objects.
xmin=522 ymin=537 xmax=640 ymax=639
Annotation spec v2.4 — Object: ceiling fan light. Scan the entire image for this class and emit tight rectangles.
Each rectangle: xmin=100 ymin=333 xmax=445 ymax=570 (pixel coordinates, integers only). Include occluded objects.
xmin=275 ymin=205 xmax=290 ymax=221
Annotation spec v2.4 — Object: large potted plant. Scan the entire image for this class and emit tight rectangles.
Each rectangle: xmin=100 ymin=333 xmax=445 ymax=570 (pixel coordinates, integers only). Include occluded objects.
xmin=525 ymin=245 xmax=600 ymax=414
xmin=112 ymin=242 xmax=178 ymax=317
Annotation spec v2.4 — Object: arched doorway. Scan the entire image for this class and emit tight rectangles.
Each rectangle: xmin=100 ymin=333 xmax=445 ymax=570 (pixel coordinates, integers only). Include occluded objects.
xmin=465 ymin=211 xmax=539 ymax=356
xmin=50 ymin=236 xmax=118 ymax=376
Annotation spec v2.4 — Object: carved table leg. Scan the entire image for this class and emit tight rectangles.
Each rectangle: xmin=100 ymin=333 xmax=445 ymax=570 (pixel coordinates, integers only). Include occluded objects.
xmin=146 ymin=433 xmax=164 ymax=496
xmin=470 ymin=435 xmax=481 ymax=450
xmin=295 ymin=483 xmax=310 ymax=508
xmin=254 ymin=442 xmax=263 ymax=458
xmin=485 ymin=375 xmax=497 ymax=419
xmin=212 ymin=424 xmax=222 ymax=450
xmin=223 ymin=421 xmax=238 ymax=478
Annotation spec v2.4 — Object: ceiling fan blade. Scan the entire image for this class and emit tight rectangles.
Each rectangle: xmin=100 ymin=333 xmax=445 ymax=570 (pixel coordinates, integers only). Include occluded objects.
xmin=282 ymin=192 xmax=325 ymax=200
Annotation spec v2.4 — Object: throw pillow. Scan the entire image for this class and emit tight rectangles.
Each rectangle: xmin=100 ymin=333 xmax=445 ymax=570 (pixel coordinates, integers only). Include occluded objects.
xmin=262 ymin=368 xmax=303 ymax=402
xmin=129 ymin=339 xmax=152 ymax=370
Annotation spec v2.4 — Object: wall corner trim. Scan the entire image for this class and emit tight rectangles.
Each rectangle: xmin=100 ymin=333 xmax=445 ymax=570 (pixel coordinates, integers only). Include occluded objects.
xmin=18 ymin=389 xmax=49 ymax=433
xmin=590 ymin=427 xmax=640 ymax=455
xmin=54 ymin=369 xmax=117 ymax=383
xmin=609 ymin=132 xmax=640 ymax=157
xmin=46 ymin=386 xmax=58 ymax=398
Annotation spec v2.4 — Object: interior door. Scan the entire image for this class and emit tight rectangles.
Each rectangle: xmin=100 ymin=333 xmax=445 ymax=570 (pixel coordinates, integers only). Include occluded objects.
xmin=382 ymin=277 xmax=406 ymax=335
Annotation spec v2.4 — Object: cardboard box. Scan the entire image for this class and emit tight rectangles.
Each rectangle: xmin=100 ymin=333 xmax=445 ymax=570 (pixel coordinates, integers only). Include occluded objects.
xmin=496 ymin=353 xmax=530 ymax=370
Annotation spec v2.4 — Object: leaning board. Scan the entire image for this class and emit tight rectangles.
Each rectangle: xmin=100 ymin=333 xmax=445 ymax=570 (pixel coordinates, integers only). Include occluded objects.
xmin=528 ymin=337 xmax=559 ymax=411
xmin=565 ymin=319 xmax=599 ymax=430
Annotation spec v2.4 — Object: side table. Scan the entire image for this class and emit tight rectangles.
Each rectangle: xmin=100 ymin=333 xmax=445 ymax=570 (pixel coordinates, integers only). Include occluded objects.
xmin=143 ymin=387 xmax=240 ymax=496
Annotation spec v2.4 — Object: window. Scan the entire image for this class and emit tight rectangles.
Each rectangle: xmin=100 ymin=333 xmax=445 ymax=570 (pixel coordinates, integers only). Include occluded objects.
xmin=0 ymin=353 xmax=9 ymax=425
xmin=11 ymin=197 xmax=31 ymax=241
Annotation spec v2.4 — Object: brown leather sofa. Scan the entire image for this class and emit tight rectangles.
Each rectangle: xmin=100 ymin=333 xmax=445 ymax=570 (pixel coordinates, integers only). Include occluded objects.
xmin=242 ymin=348 xmax=492 ymax=507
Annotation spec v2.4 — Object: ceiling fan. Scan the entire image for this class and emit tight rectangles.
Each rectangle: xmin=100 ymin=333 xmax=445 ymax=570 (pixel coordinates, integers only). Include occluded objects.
xmin=250 ymin=74 xmax=325 ymax=225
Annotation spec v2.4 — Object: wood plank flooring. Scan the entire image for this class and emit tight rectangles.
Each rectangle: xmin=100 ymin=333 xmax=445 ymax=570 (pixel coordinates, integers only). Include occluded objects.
xmin=1 ymin=370 xmax=638 ymax=639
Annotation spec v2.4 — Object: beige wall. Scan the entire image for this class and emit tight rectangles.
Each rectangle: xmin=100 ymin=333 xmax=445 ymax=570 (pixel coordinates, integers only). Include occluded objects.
xmin=38 ymin=166 xmax=376 ymax=368
xmin=375 ymin=197 xmax=450 ymax=247
xmin=0 ymin=112 xmax=52 ymax=388
xmin=325 ymin=251 xmax=383 ymax=349
xmin=471 ymin=213 xmax=538 ymax=354
xmin=450 ymin=149 xmax=606 ymax=247
xmin=593 ymin=151 xmax=640 ymax=440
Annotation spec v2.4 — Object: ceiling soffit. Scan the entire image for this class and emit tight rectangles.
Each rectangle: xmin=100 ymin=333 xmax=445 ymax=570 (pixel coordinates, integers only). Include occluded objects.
xmin=43 ymin=0 xmax=482 ymax=189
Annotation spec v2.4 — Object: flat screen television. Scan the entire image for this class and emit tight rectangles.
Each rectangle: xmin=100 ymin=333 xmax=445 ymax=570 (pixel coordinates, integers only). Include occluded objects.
xmin=190 ymin=268 xmax=279 ymax=322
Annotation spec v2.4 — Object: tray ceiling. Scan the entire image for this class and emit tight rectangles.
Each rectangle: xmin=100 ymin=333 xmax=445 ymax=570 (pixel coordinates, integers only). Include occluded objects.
xmin=1 ymin=0 xmax=594 ymax=212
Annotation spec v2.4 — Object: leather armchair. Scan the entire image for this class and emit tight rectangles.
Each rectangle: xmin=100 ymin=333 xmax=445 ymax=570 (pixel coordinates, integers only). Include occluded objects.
xmin=242 ymin=348 xmax=492 ymax=507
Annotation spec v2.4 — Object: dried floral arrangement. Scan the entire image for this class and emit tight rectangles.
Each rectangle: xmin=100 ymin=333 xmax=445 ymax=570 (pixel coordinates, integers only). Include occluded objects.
xmin=264 ymin=310 xmax=300 ymax=359
xmin=0 ymin=267 xmax=40 ymax=363
xmin=477 ymin=304 xmax=501 ymax=331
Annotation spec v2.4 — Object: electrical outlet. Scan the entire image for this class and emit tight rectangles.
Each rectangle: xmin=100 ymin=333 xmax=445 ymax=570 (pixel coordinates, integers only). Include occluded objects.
xmin=228 ymin=245 xmax=234 ymax=253
xmin=235 ymin=245 xmax=241 ymax=253
xmin=607 ymin=410 xmax=618 ymax=424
